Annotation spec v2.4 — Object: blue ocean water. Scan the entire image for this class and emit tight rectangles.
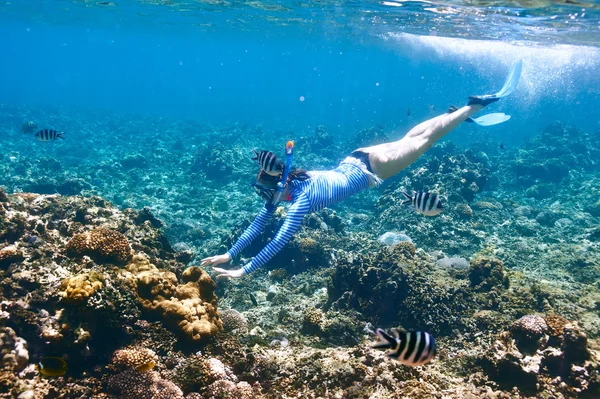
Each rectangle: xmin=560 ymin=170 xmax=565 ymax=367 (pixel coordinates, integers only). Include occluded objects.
xmin=3 ymin=3 xmax=600 ymax=398
xmin=1 ymin=1 xmax=599 ymax=143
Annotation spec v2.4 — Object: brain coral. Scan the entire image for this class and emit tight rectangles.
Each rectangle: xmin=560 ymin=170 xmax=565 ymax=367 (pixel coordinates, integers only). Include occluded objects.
xmin=510 ymin=314 xmax=549 ymax=354
xmin=220 ymin=309 xmax=248 ymax=334
xmin=66 ymin=228 xmax=132 ymax=264
xmin=112 ymin=347 xmax=158 ymax=371
xmin=123 ymin=254 xmax=222 ymax=341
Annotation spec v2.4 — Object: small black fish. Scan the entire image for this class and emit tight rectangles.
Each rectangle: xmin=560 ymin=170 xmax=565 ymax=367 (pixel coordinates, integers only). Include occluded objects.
xmin=35 ymin=129 xmax=65 ymax=141
xmin=248 ymin=292 xmax=258 ymax=307
xmin=402 ymin=191 xmax=444 ymax=216
xmin=372 ymin=328 xmax=436 ymax=367
xmin=22 ymin=121 xmax=37 ymax=134
xmin=499 ymin=142 xmax=505 ymax=149
xmin=406 ymin=108 xmax=411 ymax=117
xmin=252 ymin=149 xmax=283 ymax=176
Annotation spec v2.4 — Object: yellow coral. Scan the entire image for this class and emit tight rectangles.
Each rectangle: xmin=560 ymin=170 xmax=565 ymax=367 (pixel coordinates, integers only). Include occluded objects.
xmin=122 ymin=255 xmax=222 ymax=341
xmin=126 ymin=253 xmax=157 ymax=274
xmin=59 ymin=271 xmax=105 ymax=303
xmin=274 ymin=206 xmax=287 ymax=218
xmin=66 ymin=228 xmax=132 ymax=264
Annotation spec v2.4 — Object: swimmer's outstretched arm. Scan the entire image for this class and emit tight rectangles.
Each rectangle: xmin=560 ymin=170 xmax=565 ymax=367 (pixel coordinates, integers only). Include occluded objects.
xmin=201 ymin=204 xmax=275 ymax=269
xmin=214 ymin=193 xmax=311 ymax=279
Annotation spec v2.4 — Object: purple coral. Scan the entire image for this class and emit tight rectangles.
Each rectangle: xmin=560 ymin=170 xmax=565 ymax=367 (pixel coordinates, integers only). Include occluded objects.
xmin=510 ymin=315 xmax=549 ymax=354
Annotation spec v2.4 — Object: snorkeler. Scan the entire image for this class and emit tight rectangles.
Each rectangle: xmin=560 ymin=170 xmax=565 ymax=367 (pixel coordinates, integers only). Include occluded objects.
xmin=201 ymin=61 xmax=522 ymax=278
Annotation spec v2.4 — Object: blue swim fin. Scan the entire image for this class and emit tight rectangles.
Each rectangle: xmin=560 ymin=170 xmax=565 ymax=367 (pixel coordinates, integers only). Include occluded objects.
xmin=494 ymin=59 xmax=522 ymax=98
xmin=468 ymin=59 xmax=523 ymax=106
xmin=469 ymin=113 xmax=511 ymax=126
xmin=448 ymin=105 xmax=512 ymax=127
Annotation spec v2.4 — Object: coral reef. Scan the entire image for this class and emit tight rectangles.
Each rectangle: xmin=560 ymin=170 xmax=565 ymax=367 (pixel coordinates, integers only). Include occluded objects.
xmin=326 ymin=242 xmax=475 ymax=335
xmin=123 ymin=256 xmax=222 ymax=342
xmin=107 ymin=369 xmax=184 ymax=399
xmin=1 ymin=106 xmax=600 ymax=398
xmin=111 ymin=347 xmax=158 ymax=371
xmin=478 ymin=318 xmax=599 ymax=397
xmin=59 ymin=271 xmax=105 ymax=303
xmin=468 ymin=256 xmax=509 ymax=292
xmin=66 ymin=228 xmax=132 ymax=265
xmin=0 ymin=327 xmax=29 ymax=371
xmin=0 ymin=192 xmax=223 ymax=396
xmin=220 ymin=309 xmax=249 ymax=334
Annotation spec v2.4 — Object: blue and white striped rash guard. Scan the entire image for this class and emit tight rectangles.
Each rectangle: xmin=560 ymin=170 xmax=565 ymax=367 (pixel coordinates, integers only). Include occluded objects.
xmin=227 ymin=159 xmax=373 ymax=274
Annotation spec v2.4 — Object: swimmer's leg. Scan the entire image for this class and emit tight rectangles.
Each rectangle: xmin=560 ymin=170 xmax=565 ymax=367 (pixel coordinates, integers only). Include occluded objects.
xmin=355 ymin=61 xmax=522 ymax=180
xmin=356 ymin=104 xmax=483 ymax=180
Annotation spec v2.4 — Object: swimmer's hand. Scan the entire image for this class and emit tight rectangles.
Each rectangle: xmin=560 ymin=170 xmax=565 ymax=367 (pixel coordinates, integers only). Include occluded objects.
xmin=200 ymin=253 xmax=231 ymax=267
xmin=213 ymin=267 xmax=245 ymax=279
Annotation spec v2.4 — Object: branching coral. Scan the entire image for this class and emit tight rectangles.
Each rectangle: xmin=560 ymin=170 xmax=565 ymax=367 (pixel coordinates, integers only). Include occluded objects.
xmin=66 ymin=228 xmax=132 ymax=264
xmin=203 ymin=380 xmax=258 ymax=399
xmin=164 ymin=355 xmax=211 ymax=394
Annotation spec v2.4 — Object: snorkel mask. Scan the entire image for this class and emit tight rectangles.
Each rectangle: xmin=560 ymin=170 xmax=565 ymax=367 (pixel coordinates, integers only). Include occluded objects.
xmin=251 ymin=182 xmax=276 ymax=202
xmin=252 ymin=141 xmax=294 ymax=206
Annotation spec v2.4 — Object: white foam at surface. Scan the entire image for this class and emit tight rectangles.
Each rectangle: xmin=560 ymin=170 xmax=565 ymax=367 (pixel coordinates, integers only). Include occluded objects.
xmin=383 ymin=33 xmax=600 ymax=104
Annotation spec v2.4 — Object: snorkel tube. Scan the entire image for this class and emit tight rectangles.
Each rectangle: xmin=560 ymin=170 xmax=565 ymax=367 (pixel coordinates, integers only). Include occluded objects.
xmin=271 ymin=141 xmax=294 ymax=206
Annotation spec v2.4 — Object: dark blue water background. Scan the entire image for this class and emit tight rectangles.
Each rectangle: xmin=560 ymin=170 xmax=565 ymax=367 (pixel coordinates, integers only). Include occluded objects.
xmin=1 ymin=1 xmax=599 ymax=147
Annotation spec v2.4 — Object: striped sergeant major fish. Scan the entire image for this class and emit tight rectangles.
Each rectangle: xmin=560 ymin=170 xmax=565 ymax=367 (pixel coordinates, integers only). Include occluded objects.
xmin=402 ymin=191 xmax=444 ymax=216
xmin=252 ymin=149 xmax=283 ymax=176
xmin=372 ymin=328 xmax=436 ymax=367
xmin=21 ymin=121 xmax=37 ymax=134
xmin=35 ymin=129 xmax=65 ymax=141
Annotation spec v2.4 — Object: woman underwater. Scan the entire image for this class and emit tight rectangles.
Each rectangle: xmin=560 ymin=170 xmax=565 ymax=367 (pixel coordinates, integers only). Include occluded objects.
xmin=201 ymin=61 xmax=522 ymax=279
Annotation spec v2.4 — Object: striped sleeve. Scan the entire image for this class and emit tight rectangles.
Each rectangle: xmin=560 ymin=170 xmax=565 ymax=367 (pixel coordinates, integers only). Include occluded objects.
xmin=243 ymin=193 xmax=311 ymax=274
xmin=227 ymin=204 xmax=276 ymax=260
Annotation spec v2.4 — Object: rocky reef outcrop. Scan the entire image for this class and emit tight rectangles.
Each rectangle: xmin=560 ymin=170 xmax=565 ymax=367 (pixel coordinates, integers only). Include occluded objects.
xmin=478 ymin=315 xmax=600 ymax=397
xmin=0 ymin=192 xmax=224 ymax=397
